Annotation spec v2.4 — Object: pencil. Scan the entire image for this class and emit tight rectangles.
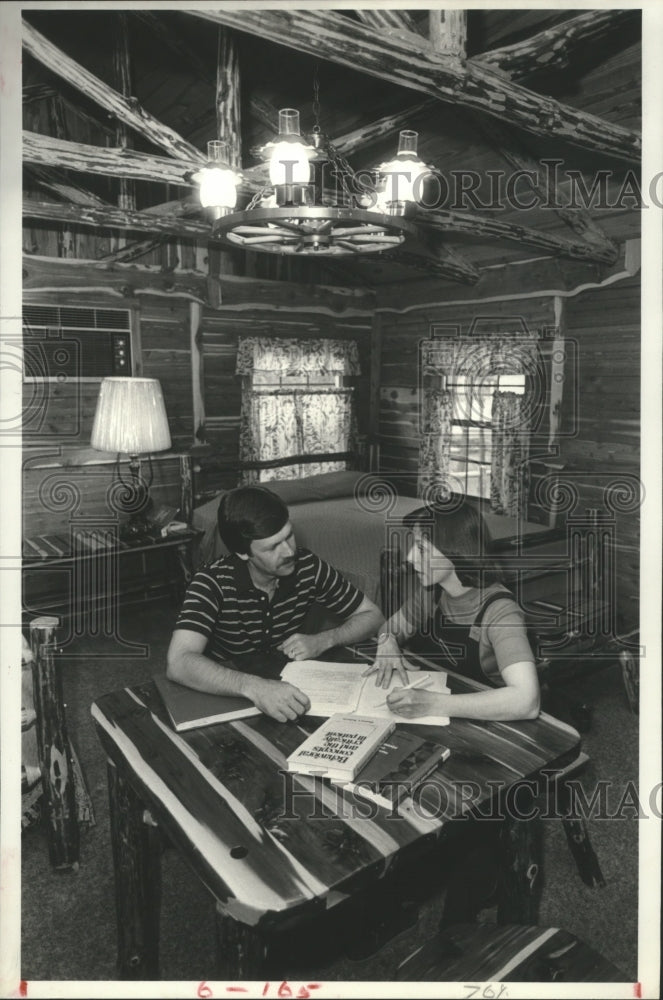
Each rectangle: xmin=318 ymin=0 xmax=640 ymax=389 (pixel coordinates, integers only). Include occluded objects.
xmin=375 ymin=674 xmax=431 ymax=709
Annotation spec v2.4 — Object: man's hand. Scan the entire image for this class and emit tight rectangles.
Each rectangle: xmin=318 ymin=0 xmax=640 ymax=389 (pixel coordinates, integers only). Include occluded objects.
xmin=362 ymin=635 xmax=417 ymax=689
xmin=277 ymin=632 xmax=327 ymax=661
xmin=244 ymin=677 xmax=310 ymax=722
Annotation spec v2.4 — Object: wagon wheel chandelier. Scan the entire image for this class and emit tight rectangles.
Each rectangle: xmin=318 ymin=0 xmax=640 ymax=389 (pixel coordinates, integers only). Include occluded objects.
xmin=195 ymin=70 xmax=434 ymax=257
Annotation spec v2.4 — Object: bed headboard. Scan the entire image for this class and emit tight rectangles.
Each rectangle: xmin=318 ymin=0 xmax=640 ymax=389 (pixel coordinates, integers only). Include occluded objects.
xmin=190 ymin=442 xmax=369 ymax=506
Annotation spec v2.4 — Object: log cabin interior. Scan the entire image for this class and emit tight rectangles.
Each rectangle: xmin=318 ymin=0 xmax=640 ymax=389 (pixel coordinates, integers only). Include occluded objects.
xmin=6 ymin=1 xmax=659 ymax=991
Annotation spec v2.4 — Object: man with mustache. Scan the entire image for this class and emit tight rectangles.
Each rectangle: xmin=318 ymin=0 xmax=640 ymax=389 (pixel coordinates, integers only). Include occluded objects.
xmin=167 ymin=485 xmax=384 ymax=721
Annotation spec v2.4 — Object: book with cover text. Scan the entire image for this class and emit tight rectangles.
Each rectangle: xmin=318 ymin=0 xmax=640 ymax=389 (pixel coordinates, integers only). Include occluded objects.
xmin=154 ymin=675 xmax=261 ymax=732
xmin=286 ymin=713 xmax=395 ymax=781
xmin=334 ymin=728 xmax=450 ymax=808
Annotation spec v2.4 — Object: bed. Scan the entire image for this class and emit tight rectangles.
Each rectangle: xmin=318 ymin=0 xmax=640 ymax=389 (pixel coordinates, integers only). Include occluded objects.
xmin=190 ymin=470 xmax=558 ymax=613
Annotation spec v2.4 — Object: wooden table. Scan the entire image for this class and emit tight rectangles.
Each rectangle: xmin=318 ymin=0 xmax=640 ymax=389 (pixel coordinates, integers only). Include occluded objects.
xmin=91 ymin=655 xmax=582 ymax=980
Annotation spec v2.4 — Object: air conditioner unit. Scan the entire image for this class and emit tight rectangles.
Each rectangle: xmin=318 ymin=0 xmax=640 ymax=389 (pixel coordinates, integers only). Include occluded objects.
xmin=23 ymin=304 xmax=133 ymax=381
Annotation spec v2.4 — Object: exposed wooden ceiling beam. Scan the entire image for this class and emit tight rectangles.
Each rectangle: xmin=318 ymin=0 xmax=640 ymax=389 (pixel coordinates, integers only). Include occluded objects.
xmin=412 ymin=206 xmax=619 ymax=266
xmin=475 ymin=117 xmax=618 ymax=260
xmin=25 ymin=166 xmax=107 ymax=207
xmin=23 ymin=198 xmax=210 ymax=238
xmin=355 ymin=9 xmax=424 ymax=38
xmin=390 ymin=246 xmax=480 ymax=285
xmin=23 ymin=18 xmax=206 ymax=166
xmin=428 ymin=10 xmax=467 ymax=58
xmin=215 ymin=26 xmax=242 ymax=171
xmin=475 ymin=8 xmax=639 ymax=78
xmin=190 ymin=9 xmax=640 ymax=163
xmin=23 ymin=130 xmax=196 ymax=187
xmin=112 ymin=12 xmax=136 ymax=215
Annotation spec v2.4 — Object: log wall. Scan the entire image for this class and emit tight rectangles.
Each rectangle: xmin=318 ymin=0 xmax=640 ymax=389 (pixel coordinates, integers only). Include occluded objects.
xmin=375 ymin=269 xmax=641 ymax=633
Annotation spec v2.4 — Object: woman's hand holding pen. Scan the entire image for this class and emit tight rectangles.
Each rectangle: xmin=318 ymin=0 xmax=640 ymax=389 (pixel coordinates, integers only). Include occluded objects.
xmin=386 ymin=678 xmax=442 ymax=718
xmin=362 ymin=634 xmax=416 ymax=688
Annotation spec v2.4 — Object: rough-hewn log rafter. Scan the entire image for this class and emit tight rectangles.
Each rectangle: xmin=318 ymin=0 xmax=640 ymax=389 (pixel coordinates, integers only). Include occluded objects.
xmin=429 ymin=10 xmax=467 ymax=58
xmin=23 ymin=131 xmax=196 ymax=186
xmin=356 ymin=9 xmax=424 ymax=38
xmin=412 ymin=206 xmax=618 ymax=265
xmin=215 ymin=27 xmax=242 ymax=171
xmin=475 ymin=117 xmax=618 ymax=259
xmin=22 ymin=19 xmax=207 ymax=166
xmin=113 ymin=12 xmax=136 ymax=214
xmin=475 ymin=8 xmax=639 ymax=78
xmin=23 ymin=199 xmax=210 ymax=238
xmin=191 ymin=9 xmax=639 ymax=163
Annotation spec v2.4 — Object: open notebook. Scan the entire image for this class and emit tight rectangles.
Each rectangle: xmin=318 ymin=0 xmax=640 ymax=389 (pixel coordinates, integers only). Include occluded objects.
xmin=280 ymin=660 xmax=450 ymax=726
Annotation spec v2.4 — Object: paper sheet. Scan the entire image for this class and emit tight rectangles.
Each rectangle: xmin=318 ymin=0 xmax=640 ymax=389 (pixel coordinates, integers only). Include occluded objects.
xmin=280 ymin=660 xmax=367 ymax=716
xmin=356 ymin=670 xmax=451 ymax=726
xmin=281 ymin=660 xmax=451 ymax=726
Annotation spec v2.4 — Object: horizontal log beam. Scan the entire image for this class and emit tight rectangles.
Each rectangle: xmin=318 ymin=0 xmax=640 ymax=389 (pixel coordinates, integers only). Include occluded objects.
xmin=190 ymin=10 xmax=640 ymax=163
xmin=23 ymin=130 xmax=195 ymax=186
xmin=23 ymin=131 xmax=263 ymax=197
xmin=23 ymin=198 xmax=210 ymax=238
xmin=413 ymin=206 xmax=619 ymax=266
xmin=22 ymin=253 xmax=213 ymax=303
xmin=23 ymin=18 xmax=206 ymax=166
xmin=389 ymin=247 xmax=480 ymax=285
xmin=374 ymin=243 xmax=636 ymax=311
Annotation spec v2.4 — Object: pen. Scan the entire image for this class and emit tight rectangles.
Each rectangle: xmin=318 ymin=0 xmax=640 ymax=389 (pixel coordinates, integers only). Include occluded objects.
xmin=375 ymin=674 xmax=431 ymax=708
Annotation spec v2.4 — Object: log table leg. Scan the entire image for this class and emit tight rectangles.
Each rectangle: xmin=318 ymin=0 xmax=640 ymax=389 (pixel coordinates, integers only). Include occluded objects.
xmin=556 ymin=779 xmax=606 ymax=888
xmin=29 ymin=615 xmax=80 ymax=870
xmin=107 ymin=759 xmax=162 ymax=979
xmin=496 ymin=782 xmax=542 ymax=924
xmin=214 ymin=907 xmax=269 ymax=980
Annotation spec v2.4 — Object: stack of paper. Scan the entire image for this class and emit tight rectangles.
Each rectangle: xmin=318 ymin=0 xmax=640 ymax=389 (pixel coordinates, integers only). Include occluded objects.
xmin=280 ymin=660 xmax=451 ymax=726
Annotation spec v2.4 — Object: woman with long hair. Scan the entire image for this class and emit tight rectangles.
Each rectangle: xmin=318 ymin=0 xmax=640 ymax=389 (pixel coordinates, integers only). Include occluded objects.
xmin=366 ymin=498 xmax=540 ymax=722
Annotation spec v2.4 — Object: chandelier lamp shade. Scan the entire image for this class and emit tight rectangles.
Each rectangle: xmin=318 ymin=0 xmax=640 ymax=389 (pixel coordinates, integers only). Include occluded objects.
xmin=90 ymin=377 xmax=172 ymax=536
xmin=374 ymin=129 xmax=433 ymax=215
xmin=207 ymin=105 xmax=432 ymax=257
xmin=194 ymin=140 xmax=242 ymax=220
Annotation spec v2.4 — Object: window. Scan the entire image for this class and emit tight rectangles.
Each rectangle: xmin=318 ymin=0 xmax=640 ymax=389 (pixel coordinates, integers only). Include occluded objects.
xmin=236 ymin=337 xmax=360 ymax=483
xmin=419 ymin=331 xmax=543 ymax=517
xmin=449 ymin=373 xmax=526 ymax=499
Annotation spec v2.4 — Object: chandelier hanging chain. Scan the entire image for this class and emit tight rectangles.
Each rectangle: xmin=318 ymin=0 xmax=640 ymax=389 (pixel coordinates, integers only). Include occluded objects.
xmin=312 ymin=62 xmax=321 ymax=134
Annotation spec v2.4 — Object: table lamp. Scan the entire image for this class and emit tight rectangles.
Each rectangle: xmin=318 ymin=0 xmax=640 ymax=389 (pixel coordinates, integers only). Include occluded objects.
xmin=91 ymin=376 xmax=172 ymax=539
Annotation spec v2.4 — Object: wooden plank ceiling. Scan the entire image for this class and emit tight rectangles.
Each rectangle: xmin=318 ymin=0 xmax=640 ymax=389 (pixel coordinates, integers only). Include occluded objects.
xmin=22 ymin=6 xmax=641 ymax=289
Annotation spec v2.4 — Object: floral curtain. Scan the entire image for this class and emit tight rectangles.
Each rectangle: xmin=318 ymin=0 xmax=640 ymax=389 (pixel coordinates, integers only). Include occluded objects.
xmin=417 ymin=388 xmax=453 ymax=497
xmin=490 ymin=391 xmax=531 ymax=516
xmin=418 ymin=332 xmax=539 ymax=510
xmin=236 ymin=337 xmax=359 ymax=484
xmin=236 ymin=336 xmax=360 ymax=377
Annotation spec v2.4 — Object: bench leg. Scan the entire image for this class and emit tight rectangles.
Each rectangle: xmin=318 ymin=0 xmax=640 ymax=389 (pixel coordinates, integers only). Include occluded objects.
xmin=107 ymin=759 xmax=162 ymax=979
xmin=214 ymin=908 xmax=269 ymax=980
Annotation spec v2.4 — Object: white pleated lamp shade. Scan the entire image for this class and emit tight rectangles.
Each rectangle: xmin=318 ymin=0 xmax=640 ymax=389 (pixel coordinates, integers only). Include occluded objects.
xmin=91 ymin=377 xmax=171 ymax=456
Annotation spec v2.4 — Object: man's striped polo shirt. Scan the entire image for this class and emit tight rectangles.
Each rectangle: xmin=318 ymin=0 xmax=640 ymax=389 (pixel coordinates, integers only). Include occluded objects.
xmin=175 ymin=547 xmax=364 ymax=666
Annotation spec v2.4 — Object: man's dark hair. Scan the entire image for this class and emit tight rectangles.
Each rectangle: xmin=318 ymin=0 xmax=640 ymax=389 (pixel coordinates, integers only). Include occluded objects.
xmin=402 ymin=498 xmax=502 ymax=588
xmin=217 ymin=486 xmax=289 ymax=555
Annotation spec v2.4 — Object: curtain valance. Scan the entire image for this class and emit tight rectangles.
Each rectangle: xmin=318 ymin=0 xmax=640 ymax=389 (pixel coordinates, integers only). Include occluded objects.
xmin=421 ymin=332 xmax=539 ymax=378
xmin=236 ymin=337 xmax=360 ymax=377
